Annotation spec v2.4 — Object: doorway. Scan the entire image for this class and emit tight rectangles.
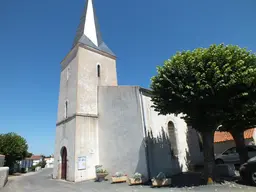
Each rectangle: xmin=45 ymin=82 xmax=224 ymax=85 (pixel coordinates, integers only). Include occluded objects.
xmin=61 ymin=146 xmax=67 ymax=180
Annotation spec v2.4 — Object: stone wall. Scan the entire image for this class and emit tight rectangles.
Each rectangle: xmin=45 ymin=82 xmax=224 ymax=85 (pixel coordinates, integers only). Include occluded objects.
xmin=139 ymin=89 xmax=189 ymax=177
xmin=98 ymin=86 xmax=148 ymax=178
xmin=0 ymin=167 xmax=9 ymax=188
xmin=57 ymin=53 xmax=78 ymax=123
xmin=74 ymin=116 xmax=98 ymax=182
xmin=77 ymin=47 xmax=117 ymax=115
xmin=53 ymin=119 xmax=76 ymax=181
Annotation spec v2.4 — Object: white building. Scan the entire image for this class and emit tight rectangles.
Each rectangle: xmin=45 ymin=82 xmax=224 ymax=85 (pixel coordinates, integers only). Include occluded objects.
xmin=45 ymin=156 xmax=54 ymax=168
xmin=20 ymin=155 xmax=43 ymax=169
xmin=0 ymin=155 xmax=5 ymax=167
xmin=53 ymin=0 xmax=203 ymax=182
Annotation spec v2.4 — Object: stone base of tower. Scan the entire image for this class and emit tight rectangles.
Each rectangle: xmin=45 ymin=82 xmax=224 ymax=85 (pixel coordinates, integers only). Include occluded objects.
xmin=53 ymin=115 xmax=99 ymax=182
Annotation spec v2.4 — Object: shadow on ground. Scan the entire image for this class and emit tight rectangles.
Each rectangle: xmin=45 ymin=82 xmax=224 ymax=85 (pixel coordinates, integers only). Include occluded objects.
xmin=171 ymin=172 xmax=206 ymax=187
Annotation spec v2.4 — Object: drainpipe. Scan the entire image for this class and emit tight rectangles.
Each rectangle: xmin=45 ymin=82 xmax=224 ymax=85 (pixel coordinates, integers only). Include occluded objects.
xmin=139 ymin=88 xmax=151 ymax=180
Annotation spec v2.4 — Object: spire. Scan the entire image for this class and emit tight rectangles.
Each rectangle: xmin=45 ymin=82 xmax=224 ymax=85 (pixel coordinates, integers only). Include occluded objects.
xmin=72 ymin=0 xmax=115 ymax=56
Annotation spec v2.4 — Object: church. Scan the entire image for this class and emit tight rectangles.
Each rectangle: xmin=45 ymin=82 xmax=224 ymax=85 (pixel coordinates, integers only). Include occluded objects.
xmin=53 ymin=0 xmax=203 ymax=182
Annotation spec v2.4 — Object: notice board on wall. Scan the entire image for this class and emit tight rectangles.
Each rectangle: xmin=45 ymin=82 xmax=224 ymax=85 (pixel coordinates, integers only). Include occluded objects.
xmin=78 ymin=156 xmax=86 ymax=170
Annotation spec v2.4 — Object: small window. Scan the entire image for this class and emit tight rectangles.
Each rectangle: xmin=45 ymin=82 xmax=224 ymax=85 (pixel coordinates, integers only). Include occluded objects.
xmin=65 ymin=101 xmax=68 ymax=118
xmin=67 ymin=67 xmax=70 ymax=80
xmin=97 ymin=64 xmax=100 ymax=77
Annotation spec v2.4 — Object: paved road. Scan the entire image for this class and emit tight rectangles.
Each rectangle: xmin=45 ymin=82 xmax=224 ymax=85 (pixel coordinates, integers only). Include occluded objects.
xmin=1 ymin=168 xmax=256 ymax=192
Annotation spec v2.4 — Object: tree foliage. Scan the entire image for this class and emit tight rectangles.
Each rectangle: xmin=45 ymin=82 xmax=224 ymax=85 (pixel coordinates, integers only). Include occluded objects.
xmin=0 ymin=132 xmax=29 ymax=169
xmin=150 ymin=44 xmax=256 ymax=180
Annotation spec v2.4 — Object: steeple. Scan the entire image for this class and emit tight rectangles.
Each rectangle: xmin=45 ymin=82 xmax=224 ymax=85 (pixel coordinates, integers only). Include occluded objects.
xmin=72 ymin=0 xmax=115 ymax=57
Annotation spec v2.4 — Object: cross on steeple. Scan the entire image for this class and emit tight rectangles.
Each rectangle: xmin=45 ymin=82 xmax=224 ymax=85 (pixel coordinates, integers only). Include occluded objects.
xmin=72 ymin=0 xmax=115 ymax=56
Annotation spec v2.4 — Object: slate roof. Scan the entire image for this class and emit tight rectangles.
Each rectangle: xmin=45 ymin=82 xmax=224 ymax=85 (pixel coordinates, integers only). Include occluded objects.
xmin=72 ymin=0 xmax=115 ymax=57
xmin=214 ymin=128 xmax=255 ymax=143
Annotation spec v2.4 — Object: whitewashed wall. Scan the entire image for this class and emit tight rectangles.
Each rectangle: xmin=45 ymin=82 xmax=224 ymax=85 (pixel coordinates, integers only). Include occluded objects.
xmin=0 ymin=167 xmax=8 ymax=188
xmin=139 ymin=90 xmax=189 ymax=177
xmin=57 ymin=54 xmax=78 ymax=123
xmin=74 ymin=116 xmax=98 ymax=181
xmin=76 ymin=47 xmax=117 ymax=115
xmin=98 ymin=86 xmax=148 ymax=178
xmin=53 ymin=119 xmax=76 ymax=181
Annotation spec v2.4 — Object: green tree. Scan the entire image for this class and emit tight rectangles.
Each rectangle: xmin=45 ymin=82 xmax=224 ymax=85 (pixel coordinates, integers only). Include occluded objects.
xmin=150 ymin=44 xmax=256 ymax=181
xmin=25 ymin=151 xmax=33 ymax=158
xmin=0 ymin=132 xmax=29 ymax=172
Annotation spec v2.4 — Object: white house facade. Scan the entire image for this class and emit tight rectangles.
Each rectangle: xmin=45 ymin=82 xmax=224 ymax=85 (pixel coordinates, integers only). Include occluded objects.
xmin=45 ymin=156 xmax=54 ymax=168
xmin=20 ymin=155 xmax=43 ymax=169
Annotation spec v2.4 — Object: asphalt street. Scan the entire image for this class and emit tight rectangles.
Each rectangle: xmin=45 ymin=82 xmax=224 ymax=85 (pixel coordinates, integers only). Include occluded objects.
xmin=1 ymin=168 xmax=255 ymax=192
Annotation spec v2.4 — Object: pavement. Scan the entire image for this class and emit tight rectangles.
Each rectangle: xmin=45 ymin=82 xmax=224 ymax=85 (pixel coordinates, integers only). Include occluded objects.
xmin=1 ymin=168 xmax=256 ymax=192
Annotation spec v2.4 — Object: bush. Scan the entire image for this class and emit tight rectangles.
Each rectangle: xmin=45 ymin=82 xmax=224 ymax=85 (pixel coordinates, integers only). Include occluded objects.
xmin=28 ymin=165 xmax=36 ymax=172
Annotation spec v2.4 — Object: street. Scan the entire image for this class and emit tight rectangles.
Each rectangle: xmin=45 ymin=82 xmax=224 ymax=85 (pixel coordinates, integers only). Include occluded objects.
xmin=1 ymin=168 xmax=255 ymax=192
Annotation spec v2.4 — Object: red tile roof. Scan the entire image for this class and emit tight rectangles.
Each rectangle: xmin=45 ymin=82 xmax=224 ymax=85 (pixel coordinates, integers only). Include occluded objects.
xmin=214 ymin=128 xmax=255 ymax=143
xmin=26 ymin=155 xmax=42 ymax=160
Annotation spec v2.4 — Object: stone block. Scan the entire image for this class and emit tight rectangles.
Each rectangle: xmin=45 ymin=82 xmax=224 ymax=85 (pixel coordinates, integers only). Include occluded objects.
xmin=0 ymin=167 xmax=9 ymax=188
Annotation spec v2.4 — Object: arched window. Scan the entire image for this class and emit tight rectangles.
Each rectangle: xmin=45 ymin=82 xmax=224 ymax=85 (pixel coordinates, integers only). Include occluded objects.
xmin=168 ymin=121 xmax=178 ymax=157
xmin=65 ymin=101 xmax=68 ymax=118
xmin=97 ymin=64 xmax=100 ymax=77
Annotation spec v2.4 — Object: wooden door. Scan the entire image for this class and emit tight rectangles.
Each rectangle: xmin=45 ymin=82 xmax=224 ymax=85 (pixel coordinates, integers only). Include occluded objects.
xmin=61 ymin=147 xmax=67 ymax=180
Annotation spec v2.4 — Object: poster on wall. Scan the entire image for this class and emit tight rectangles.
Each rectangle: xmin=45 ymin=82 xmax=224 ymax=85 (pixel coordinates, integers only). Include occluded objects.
xmin=78 ymin=156 xmax=86 ymax=170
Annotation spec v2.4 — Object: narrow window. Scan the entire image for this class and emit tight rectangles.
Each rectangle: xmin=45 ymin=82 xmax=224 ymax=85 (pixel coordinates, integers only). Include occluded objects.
xmin=168 ymin=121 xmax=178 ymax=157
xmin=65 ymin=101 xmax=68 ymax=118
xmin=97 ymin=64 xmax=100 ymax=77
xmin=67 ymin=67 xmax=70 ymax=81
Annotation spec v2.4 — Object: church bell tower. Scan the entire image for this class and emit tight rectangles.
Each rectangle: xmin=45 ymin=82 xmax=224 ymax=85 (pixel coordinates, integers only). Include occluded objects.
xmin=53 ymin=0 xmax=117 ymax=182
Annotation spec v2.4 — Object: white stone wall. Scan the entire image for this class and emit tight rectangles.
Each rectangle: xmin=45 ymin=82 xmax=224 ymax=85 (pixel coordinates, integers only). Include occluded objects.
xmin=76 ymin=47 xmax=117 ymax=115
xmin=53 ymin=119 xmax=76 ymax=181
xmin=57 ymin=54 xmax=78 ymax=123
xmin=74 ymin=116 xmax=98 ymax=182
xmin=139 ymin=90 xmax=189 ymax=176
xmin=98 ymin=86 xmax=148 ymax=178
xmin=0 ymin=167 xmax=8 ymax=188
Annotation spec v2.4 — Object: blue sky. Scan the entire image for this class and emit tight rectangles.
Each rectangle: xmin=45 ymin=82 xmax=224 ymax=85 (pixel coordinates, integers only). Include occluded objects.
xmin=0 ymin=0 xmax=256 ymax=156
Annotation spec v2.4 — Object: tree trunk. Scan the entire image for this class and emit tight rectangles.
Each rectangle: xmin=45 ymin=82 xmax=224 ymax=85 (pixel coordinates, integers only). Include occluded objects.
xmin=202 ymin=131 xmax=216 ymax=181
xmin=230 ymin=130 xmax=249 ymax=165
